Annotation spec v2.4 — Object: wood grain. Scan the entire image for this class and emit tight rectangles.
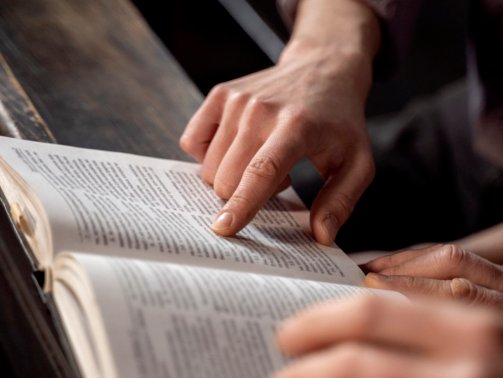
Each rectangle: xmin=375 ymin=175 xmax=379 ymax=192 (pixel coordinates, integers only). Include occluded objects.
xmin=0 ymin=54 xmax=56 ymax=142
xmin=0 ymin=0 xmax=202 ymax=160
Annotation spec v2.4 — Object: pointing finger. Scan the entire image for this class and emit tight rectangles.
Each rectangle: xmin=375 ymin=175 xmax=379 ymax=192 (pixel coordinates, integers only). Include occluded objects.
xmin=363 ymin=244 xmax=447 ymax=273
xmin=211 ymin=130 xmax=304 ymax=236
xmin=212 ymin=98 xmax=276 ymax=199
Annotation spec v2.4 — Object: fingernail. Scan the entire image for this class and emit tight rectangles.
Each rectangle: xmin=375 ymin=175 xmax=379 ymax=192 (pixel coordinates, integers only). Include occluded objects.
xmin=322 ymin=214 xmax=338 ymax=243
xmin=365 ymin=272 xmax=390 ymax=281
xmin=211 ymin=211 xmax=234 ymax=232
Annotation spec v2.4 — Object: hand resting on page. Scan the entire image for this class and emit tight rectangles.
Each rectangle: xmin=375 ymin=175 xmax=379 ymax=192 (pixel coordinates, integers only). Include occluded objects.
xmin=363 ymin=244 xmax=503 ymax=312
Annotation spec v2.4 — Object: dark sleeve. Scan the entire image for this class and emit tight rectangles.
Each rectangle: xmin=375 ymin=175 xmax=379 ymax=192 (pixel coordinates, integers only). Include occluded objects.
xmin=276 ymin=0 xmax=426 ymax=76
xmin=469 ymin=0 xmax=503 ymax=167
xmin=365 ymin=0 xmax=425 ymax=75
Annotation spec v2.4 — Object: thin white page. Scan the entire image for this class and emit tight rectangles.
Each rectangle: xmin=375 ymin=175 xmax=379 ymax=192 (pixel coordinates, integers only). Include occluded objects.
xmin=69 ymin=253 xmax=378 ymax=378
xmin=0 ymin=137 xmax=362 ymax=284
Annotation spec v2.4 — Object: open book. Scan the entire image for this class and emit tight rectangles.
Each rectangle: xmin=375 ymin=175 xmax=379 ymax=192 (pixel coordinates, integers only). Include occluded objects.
xmin=0 ymin=136 xmax=390 ymax=378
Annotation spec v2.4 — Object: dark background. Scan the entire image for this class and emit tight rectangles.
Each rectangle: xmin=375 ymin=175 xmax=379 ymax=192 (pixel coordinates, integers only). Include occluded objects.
xmin=132 ymin=0 xmax=467 ymax=115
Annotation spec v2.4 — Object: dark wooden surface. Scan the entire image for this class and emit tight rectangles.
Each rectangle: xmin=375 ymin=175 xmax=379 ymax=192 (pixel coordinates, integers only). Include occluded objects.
xmin=0 ymin=0 xmax=203 ymax=376
xmin=0 ymin=55 xmax=56 ymax=142
xmin=0 ymin=0 xmax=201 ymax=158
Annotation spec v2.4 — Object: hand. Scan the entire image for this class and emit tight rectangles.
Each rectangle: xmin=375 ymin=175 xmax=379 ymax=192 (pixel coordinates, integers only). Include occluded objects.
xmin=275 ymin=295 xmax=503 ymax=378
xmin=363 ymin=244 xmax=503 ymax=311
xmin=179 ymin=0 xmax=380 ymax=245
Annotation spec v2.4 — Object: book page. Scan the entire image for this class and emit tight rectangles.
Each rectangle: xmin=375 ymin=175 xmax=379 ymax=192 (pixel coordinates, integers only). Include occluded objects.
xmin=0 ymin=137 xmax=362 ymax=284
xmin=54 ymin=253 xmax=381 ymax=378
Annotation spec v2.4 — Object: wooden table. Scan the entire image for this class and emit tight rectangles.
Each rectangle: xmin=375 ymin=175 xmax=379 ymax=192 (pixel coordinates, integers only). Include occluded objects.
xmin=0 ymin=0 xmax=202 ymax=376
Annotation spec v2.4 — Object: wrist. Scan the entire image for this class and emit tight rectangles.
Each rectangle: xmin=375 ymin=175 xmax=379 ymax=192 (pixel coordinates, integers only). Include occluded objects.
xmin=294 ymin=0 xmax=380 ymax=53
xmin=279 ymin=0 xmax=380 ymax=98
xmin=290 ymin=0 xmax=380 ymax=56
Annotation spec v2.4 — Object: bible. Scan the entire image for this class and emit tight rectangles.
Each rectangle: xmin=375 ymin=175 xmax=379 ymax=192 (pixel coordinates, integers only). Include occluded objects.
xmin=0 ymin=136 xmax=389 ymax=378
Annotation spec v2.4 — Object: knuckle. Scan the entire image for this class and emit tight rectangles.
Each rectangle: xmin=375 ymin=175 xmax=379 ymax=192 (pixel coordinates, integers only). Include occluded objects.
xmin=228 ymin=89 xmax=249 ymax=106
xmin=281 ymin=107 xmax=313 ymax=139
xmin=449 ymin=278 xmax=477 ymax=301
xmin=245 ymin=155 xmax=282 ymax=180
xmin=399 ymin=275 xmax=423 ymax=291
xmin=289 ymin=110 xmax=313 ymax=134
xmin=209 ymin=83 xmax=229 ymax=98
xmin=248 ymin=95 xmax=273 ymax=114
xmin=438 ymin=244 xmax=469 ymax=267
xmin=281 ymin=107 xmax=337 ymax=147
xmin=284 ymin=106 xmax=308 ymax=125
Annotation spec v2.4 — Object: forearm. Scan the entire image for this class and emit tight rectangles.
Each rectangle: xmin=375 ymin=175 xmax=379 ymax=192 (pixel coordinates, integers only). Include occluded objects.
xmin=286 ymin=0 xmax=381 ymax=56
xmin=454 ymin=223 xmax=503 ymax=265
xmin=278 ymin=0 xmax=426 ymax=75
xmin=279 ymin=0 xmax=381 ymax=99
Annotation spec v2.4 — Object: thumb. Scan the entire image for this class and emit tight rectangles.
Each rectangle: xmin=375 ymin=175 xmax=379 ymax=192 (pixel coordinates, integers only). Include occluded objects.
xmin=310 ymin=155 xmax=373 ymax=245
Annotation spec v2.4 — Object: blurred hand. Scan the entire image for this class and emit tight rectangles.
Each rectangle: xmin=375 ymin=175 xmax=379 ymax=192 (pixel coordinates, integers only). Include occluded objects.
xmin=363 ymin=244 xmax=503 ymax=311
xmin=275 ymin=295 xmax=503 ymax=378
xmin=179 ymin=0 xmax=379 ymax=245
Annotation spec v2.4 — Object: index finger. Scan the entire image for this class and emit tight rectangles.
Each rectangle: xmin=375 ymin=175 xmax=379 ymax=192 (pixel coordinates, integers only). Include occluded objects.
xmin=210 ymin=129 xmax=304 ymax=236
xmin=363 ymin=244 xmax=443 ymax=273
xmin=377 ymin=245 xmax=503 ymax=292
